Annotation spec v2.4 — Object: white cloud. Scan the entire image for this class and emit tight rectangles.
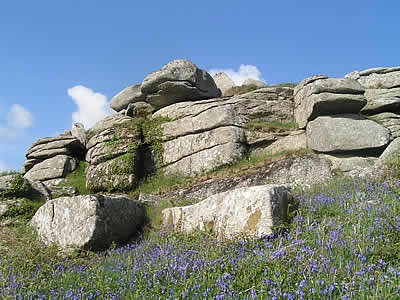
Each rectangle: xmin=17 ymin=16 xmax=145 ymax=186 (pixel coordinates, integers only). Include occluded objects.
xmin=0 ymin=161 xmax=8 ymax=172
xmin=0 ymin=104 xmax=33 ymax=139
xmin=6 ymin=104 xmax=33 ymax=129
xmin=68 ymin=85 xmax=113 ymax=130
xmin=209 ymin=64 xmax=265 ymax=86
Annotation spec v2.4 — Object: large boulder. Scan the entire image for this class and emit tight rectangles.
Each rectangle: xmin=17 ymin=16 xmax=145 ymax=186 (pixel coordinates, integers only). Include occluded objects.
xmin=30 ymin=194 xmax=145 ymax=251
xmin=320 ymin=154 xmax=377 ymax=177
xmin=71 ymin=122 xmax=87 ymax=147
xmin=162 ymin=185 xmax=291 ymax=238
xmin=24 ymin=155 xmax=77 ymax=182
xmin=370 ymin=112 xmax=400 ymax=140
xmin=306 ymin=114 xmax=390 ymax=153
xmin=294 ymin=76 xmax=366 ymax=128
xmin=109 ymin=84 xmax=146 ymax=112
xmin=141 ymin=60 xmax=221 ymax=110
xmin=212 ymin=72 xmax=235 ymax=95
xmin=346 ymin=67 xmax=400 ymax=115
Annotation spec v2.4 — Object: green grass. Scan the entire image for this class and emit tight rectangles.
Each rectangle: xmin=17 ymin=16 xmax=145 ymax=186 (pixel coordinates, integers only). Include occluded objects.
xmin=1 ymin=175 xmax=399 ymax=299
xmin=246 ymin=120 xmax=298 ymax=132
xmin=64 ymin=160 xmax=89 ymax=195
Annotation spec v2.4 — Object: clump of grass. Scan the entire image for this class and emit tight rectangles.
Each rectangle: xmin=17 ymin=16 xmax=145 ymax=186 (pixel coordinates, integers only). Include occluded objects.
xmin=64 ymin=161 xmax=89 ymax=195
xmin=135 ymin=172 xmax=188 ymax=195
xmin=383 ymin=152 xmax=400 ymax=180
xmin=246 ymin=120 xmax=298 ymax=132
xmin=267 ymin=82 xmax=298 ymax=88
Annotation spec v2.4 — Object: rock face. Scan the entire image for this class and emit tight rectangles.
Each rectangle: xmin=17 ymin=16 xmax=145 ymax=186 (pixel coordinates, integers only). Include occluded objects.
xmin=294 ymin=76 xmax=366 ymax=129
xmin=212 ymin=72 xmax=235 ymax=95
xmin=153 ymin=87 xmax=294 ymax=175
xmin=320 ymin=154 xmax=377 ymax=177
xmin=378 ymin=137 xmax=400 ymax=163
xmin=109 ymin=84 xmax=146 ymax=112
xmin=24 ymin=155 xmax=77 ymax=182
xmin=370 ymin=113 xmax=400 ymax=140
xmin=85 ymin=116 xmax=141 ymax=192
xmin=158 ymin=154 xmax=332 ymax=202
xmin=162 ymin=185 xmax=291 ymax=238
xmin=307 ymin=114 xmax=390 ymax=153
xmin=30 ymin=194 xmax=145 ymax=251
xmin=141 ymin=60 xmax=221 ymax=110
xmin=346 ymin=67 xmax=400 ymax=115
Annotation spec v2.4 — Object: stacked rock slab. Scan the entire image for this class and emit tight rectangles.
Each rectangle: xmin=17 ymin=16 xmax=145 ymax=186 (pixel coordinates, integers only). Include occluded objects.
xmin=110 ymin=59 xmax=221 ymax=113
xmin=162 ymin=185 xmax=291 ymax=239
xmin=22 ymin=129 xmax=85 ymax=198
xmin=153 ymin=87 xmax=295 ymax=176
xmin=294 ymin=75 xmax=366 ymax=129
xmin=346 ymin=67 xmax=400 ymax=141
xmin=30 ymin=194 xmax=145 ymax=251
xmin=85 ymin=114 xmax=141 ymax=192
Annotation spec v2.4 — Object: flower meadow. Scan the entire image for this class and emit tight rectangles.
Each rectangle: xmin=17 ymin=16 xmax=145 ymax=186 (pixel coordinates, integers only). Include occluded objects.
xmin=1 ymin=178 xmax=399 ymax=299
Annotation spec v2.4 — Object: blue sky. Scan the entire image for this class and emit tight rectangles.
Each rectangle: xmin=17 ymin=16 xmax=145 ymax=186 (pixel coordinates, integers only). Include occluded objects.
xmin=0 ymin=0 xmax=399 ymax=171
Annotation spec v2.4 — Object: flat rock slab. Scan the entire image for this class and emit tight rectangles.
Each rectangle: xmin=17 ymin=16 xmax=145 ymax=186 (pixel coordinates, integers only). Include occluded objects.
xmin=30 ymin=194 xmax=145 ymax=251
xmin=24 ymin=155 xmax=77 ymax=182
xmin=346 ymin=67 xmax=400 ymax=89
xmin=370 ymin=112 xmax=400 ymax=140
xmin=110 ymin=84 xmax=146 ymax=112
xmin=294 ymin=76 xmax=365 ymax=128
xmin=361 ymin=88 xmax=400 ymax=114
xmin=162 ymin=185 xmax=291 ymax=239
xmin=306 ymin=114 xmax=390 ymax=153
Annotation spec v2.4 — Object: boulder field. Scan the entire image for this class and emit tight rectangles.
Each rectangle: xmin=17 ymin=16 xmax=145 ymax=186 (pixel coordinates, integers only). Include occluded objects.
xmin=5 ymin=60 xmax=399 ymax=251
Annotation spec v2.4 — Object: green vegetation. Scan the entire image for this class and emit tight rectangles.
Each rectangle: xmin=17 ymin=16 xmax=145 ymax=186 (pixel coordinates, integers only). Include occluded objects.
xmin=382 ymin=152 xmax=400 ymax=183
xmin=246 ymin=119 xmax=298 ymax=132
xmin=64 ymin=160 xmax=89 ymax=195
xmin=0 ymin=198 xmax=44 ymax=223
xmin=0 ymin=175 xmax=399 ymax=298
xmin=0 ymin=174 xmax=32 ymax=200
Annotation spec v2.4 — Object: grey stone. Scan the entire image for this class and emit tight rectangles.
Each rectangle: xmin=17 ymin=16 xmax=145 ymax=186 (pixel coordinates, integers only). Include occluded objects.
xmin=378 ymin=137 xmax=400 ymax=163
xmin=110 ymin=84 xmax=146 ymax=112
xmin=164 ymin=142 xmax=247 ymax=176
xmin=26 ymin=136 xmax=84 ymax=159
xmin=212 ymin=72 xmax=235 ymax=95
xmin=162 ymin=185 xmax=291 ymax=238
xmin=85 ymin=156 xmax=136 ymax=192
xmin=88 ymin=114 xmax=134 ymax=135
xmin=242 ymin=78 xmax=267 ymax=87
xmin=141 ymin=60 xmax=221 ymax=110
xmin=320 ymin=154 xmax=377 ymax=177
xmin=24 ymin=155 xmax=77 ymax=182
xmin=371 ymin=112 xmax=400 ymax=139
xmin=306 ymin=114 xmax=390 ymax=153
xmin=71 ymin=122 xmax=87 ymax=147
xmin=30 ymin=194 xmax=145 ymax=251
xmin=41 ymin=178 xmax=78 ymax=198
xmin=86 ymin=127 xmax=141 ymax=166
xmin=257 ymin=130 xmax=307 ymax=155
xmin=125 ymin=101 xmax=154 ymax=118
xmin=294 ymin=76 xmax=366 ymax=128
xmin=346 ymin=67 xmax=400 ymax=89
xmin=361 ymin=88 xmax=400 ymax=114
xmin=153 ymin=87 xmax=294 ymax=175
xmin=294 ymin=75 xmax=328 ymax=97
xmin=159 ymin=154 xmax=332 ymax=202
